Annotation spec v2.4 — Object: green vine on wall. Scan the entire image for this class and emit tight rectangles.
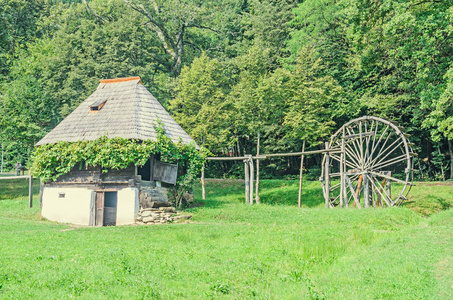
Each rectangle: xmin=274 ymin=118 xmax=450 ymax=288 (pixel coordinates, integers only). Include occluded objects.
xmin=31 ymin=124 xmax=208 ymax=206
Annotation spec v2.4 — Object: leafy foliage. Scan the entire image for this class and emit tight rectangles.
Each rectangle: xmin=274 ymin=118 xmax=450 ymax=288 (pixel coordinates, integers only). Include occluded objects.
xmin=1 ymin=0 xmax=453 ymax=179
xmin=31 ymin=124 xmax=208 ymax=205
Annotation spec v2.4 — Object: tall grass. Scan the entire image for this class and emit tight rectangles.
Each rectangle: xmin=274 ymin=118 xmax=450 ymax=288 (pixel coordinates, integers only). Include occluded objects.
xmin=0 ymin=179 xmax=451 ymax=299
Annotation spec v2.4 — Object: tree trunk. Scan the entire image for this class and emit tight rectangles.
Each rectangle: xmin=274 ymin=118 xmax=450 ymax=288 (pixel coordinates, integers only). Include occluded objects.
xmin=255 ymin=132 xmax=260 ymax=204
xmin=448 ymin=139 xmax=453 ymax=180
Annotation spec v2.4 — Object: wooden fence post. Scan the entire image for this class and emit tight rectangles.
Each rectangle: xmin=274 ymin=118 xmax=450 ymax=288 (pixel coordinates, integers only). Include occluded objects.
xmin=249 ymin=155 xmax=254 ymax=205
xmin=255 ymin=132 xmax=260 ymax=204
xmin=324 ymin=142 xmax=330 ymax=208
xmin=244 ymin=157 xmax=250 ymax=204
xmin=340 ymin=134 xmax=345 ymax=208
xmin=39 ymin=180 xmax=44 ymax=208
xmin=201 ymin=164 xmax=206 ymax=200
xmin=28 ymin=175 xmax=33 ymax=208
xmin=298 ymin=140 xmax=306 ymax=208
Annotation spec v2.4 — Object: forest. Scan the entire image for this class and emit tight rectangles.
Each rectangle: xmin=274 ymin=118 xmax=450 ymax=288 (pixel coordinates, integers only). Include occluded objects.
xmin=0 ymin=0 xmax=452 ymax=180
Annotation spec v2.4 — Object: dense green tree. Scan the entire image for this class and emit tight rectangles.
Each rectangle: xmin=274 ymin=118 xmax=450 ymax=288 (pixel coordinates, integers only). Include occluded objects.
xmin=170 ymin=53 xmax=233 ymax=149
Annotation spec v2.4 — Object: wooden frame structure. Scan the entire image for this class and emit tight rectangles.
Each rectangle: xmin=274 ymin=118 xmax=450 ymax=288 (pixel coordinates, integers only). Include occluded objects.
xmin=321 ymin=116 xmax=415 ymax=208
xmin=203 ymin=147 xmax=342 ymax=205
xmin=201 ymin=116 xmax=415 ymax=208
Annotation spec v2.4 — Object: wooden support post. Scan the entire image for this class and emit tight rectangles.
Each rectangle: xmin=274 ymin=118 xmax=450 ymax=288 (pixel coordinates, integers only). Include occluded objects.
xmin=363 ymin=174 xmax=370 ymax=208
xmin=244 ymin=157 xmax=250 ymax=204
xmin=39 ymin=180 xmax=44 ymax=208
xmin=249 ymin=155 xmax=254 ymax=205
xmin=201 ymin=164 xmax=206 ymax=200
xmin=298 ymin=140 xmax=306 ymax=208
xmin=324 ymin=142 xmax=330 ymax=208
xmin=28 ymin=175 xmax=33 ymax=208
xmin=354 ymin=175 xmax=363 ymax=208
xmin=386 ymin=171 xmax=391 ymax=200
xmin=340 ymin=136 xmax=345 ymax=208
xmin=255 ymin=132 xmax=260 ymax=204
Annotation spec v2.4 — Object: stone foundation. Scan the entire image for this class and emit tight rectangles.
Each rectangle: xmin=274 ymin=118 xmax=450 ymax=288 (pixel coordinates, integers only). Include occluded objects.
xmin=139 ymin=181 xmax=172 ymax=208
xmin=135 ymin=207 xmax=192 ymax=225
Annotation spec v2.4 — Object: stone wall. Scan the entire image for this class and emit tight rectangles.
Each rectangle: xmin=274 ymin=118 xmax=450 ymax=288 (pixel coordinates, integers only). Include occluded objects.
xmin=135 ymin=207 xmax=192 ymax=224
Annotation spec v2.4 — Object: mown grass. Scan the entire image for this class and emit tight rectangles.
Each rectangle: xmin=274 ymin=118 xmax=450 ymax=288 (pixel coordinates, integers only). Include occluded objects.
xmin=0 ymin=179 xmax=451 ymax=299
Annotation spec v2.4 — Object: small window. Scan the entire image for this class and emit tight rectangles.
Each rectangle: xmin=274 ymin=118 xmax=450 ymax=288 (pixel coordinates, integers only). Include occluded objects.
xmin=58 ymin=193 xmax=65 ymax=198
xmin=89 ymin=100 xmax=107 ymax=113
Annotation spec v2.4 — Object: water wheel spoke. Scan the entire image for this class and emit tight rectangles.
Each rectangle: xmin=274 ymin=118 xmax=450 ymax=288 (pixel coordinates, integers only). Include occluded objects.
xmin=364 ymin=120 xmax=374 ymax=163
xmin=322 ymin=116 xmax=413 ymax=209
xmin=369 ymin=170 xmax=408 ymax=185
xmin=372 ymin=154 xmax=408 ymax=170
xmin=345 ymin=175 xmax=361 ymax=208
xmin=369 ymin=128 xmax=394 ymax=167
xmin=367 ymin=138 xmax=404 ymax=169
xmin=367 ymin=174 xmax=392 ymax=206
xmin=345 ymin=127 xmax=364 ymax=166
xmin=344 ymin=144 xmax=361 ymax=168
xmin=330 ymin=154 xmax=357 ymax=169
xmin=369 ymin=121 xmax=380 ymax=159
xmin=329 ymin=182 xmax=341 ymax=192
xmin=368 ymin=124 xmax=390 ymax=162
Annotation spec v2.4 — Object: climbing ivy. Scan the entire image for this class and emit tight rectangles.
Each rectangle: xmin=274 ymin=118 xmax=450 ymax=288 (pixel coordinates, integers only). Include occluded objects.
xmin=31 ymin=124 xmax=208 ymax=206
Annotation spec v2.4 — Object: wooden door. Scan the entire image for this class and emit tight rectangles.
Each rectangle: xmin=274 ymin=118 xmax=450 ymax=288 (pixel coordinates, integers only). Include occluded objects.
xmin=95 ymin=192 xmax=104 ymax=226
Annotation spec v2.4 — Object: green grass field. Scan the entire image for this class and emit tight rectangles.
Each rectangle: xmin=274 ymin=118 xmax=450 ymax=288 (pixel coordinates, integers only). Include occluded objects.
xmin=0 ymin=178 xmax=452 ymax=299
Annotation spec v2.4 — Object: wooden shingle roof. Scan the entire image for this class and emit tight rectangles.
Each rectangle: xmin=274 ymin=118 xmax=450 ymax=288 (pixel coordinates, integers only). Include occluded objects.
xmin=37 ymin=77 xmax=196 ymax=146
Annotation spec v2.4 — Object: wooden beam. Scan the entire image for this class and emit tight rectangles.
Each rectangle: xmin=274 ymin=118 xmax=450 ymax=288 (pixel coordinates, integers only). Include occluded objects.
xmin=254 ymin=148 xmax=342 ymax=159
xmin=207 ymin=156 xmax=247 ymax=161
xmin=0 ymin=175 xmax=32 ymax=180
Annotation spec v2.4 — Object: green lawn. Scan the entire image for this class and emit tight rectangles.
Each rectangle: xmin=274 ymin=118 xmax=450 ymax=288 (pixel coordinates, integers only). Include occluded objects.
xmin=0 ymin=179 xmax=452 ymax=299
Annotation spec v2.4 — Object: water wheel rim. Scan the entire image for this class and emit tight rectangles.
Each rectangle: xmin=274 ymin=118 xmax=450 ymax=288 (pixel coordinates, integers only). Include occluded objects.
xmin=322 ymin=116 xmax=414 ymax=207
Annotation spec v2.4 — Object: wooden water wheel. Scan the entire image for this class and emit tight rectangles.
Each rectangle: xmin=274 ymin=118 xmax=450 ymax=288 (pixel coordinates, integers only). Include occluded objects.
xmin=321 ymin=116 xmax=415 ymax=208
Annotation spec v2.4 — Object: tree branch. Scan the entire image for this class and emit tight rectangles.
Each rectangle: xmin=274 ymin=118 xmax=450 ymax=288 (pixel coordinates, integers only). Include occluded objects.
xmin=82 ymin=0 xmax=108 ymax=24
xmin=123 ymin=0 xmax=176 ymax=54
xmin=186 ymin=24 xmax=221 ymax=33
xmin=408 ymin=0 xmax=442 ymax=9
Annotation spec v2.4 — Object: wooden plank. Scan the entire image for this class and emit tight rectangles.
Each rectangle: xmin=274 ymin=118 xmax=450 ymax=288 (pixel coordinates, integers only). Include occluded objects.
xmin=95 ymin=192 xmax=104 ymax=226
xmin=153 ymin=160 xmax=178 ymax=185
